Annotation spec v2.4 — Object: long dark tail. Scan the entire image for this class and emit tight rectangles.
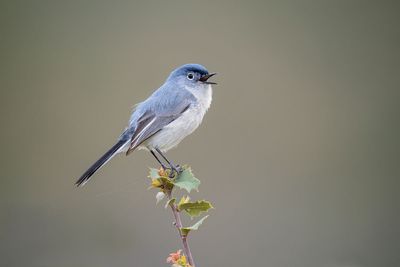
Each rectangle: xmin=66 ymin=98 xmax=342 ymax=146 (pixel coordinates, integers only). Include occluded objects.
xmin=75 ymin=139 xmax=128 ymax=187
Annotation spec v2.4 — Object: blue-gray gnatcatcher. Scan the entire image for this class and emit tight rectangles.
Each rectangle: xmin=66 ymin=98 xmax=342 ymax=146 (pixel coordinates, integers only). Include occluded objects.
xmin=76 ymin=64 xmax=216 ymax=186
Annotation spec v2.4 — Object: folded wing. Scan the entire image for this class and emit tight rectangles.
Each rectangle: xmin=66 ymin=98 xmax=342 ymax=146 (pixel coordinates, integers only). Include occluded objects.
xmin=126 ymin=102 xmax=191 ymax=154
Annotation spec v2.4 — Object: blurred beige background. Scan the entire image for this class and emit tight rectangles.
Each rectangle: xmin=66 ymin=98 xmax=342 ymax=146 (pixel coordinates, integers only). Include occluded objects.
xmin=1 ymin=1 xmax=399 ymax=266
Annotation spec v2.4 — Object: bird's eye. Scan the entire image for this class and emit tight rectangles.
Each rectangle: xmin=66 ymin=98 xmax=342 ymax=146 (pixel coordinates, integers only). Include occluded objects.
xmin=187 ymin=72 xmax=194 ymax=80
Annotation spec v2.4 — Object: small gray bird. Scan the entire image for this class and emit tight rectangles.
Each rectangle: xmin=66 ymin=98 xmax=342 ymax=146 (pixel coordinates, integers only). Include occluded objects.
xmin=76 ymin=64 xmax=216 ymax=186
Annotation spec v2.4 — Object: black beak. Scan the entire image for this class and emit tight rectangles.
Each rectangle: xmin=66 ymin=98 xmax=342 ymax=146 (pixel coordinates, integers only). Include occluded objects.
xmin=199 ymin=73 xmax=217 ymax=84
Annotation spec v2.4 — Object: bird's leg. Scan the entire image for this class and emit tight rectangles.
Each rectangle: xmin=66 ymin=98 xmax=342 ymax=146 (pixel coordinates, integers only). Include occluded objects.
xmin=150 ymin=150 xmax=168 ymax=170
xmin=155 ymin=148 xmax=182 ymax=178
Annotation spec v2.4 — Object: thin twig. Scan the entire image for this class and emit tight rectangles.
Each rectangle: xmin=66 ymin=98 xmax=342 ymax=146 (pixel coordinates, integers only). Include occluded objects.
xmin=167 ymin=192 xmax=195 ymax=267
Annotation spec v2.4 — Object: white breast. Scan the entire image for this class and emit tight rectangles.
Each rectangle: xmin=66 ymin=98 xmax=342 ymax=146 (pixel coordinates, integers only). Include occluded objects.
xmin=143 ymin=85 xmax=212 ymax=152
xmin=186 ymin=84 xmax=213 ymax=110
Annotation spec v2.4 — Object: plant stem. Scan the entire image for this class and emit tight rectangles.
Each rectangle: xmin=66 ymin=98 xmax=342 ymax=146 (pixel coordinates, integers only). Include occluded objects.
xmin=167 ymin=193 xmax=195 ymax=267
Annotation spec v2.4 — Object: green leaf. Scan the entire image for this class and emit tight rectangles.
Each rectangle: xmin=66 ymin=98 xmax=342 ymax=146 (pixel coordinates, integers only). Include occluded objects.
xmin=180 ymin=215 xmax=209 ymax=236
xmin=177 ymin=196 xmax=190 ymax=208
xmin=178 ymin=200 xmax=213 ymax=217
xmin=148 ymin=168 xmax=160 ymax=179
xmin=173 ymin=167 xmax=200 ymax=193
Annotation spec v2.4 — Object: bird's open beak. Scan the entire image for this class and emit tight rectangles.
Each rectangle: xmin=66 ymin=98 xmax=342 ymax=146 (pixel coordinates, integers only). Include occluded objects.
xmin=199 ymin=73 xmax=217 ymax=84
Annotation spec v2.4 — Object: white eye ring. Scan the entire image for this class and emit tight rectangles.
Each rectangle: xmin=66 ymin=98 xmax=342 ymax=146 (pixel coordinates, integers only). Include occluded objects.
xmin=187 ymin=72 xmax=194 ymax=80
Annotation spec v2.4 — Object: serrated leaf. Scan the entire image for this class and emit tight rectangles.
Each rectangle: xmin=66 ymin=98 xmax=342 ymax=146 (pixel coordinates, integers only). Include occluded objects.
xmin=150 ymin=176 xmax=174 ymax=190
xmin=151 ymin=178 xmax=162 ymax=188
xmin=178 ymin=200 xmax=213 ymax=217
xmin=165 ymin=198 xmax=176 ymax=209
xmin=155 ymin=192 xmax=165 ymax=204
xmin=173 ymin=167 xmax=200 ymax=193
xmin=148 ymin=168 xmax=160 ymax=179
xmin=180 ymin=215 xmax=209 ymax=236
xmin=177 ymin=196 xmax=190 ymax=209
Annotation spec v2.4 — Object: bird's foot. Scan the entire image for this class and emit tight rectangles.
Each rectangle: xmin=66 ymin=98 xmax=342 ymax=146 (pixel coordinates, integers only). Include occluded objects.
xmin=159 ymin=164 xmax=182 ymax=178
xmin=169 ymin=164 xmax=183 ymax=178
